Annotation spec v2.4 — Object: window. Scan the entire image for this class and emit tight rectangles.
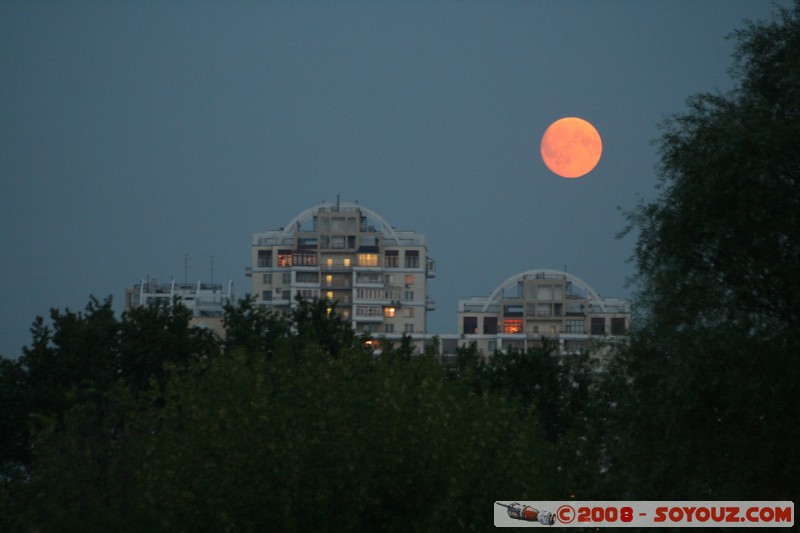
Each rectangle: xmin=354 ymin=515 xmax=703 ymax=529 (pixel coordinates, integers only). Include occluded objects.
xmin=281 ymin=290 xmax=291 ymax=300
xmin=404 ymin=324 xmax=415 ymax=333
xmin=404 ymin=274 xmax=415 ymax=285
xmin=385 ymin=274 xmax=394 ymax=284
xmin=549 ymin=325 xmax=557 ymax=335
xmin=262 ymin=290 xmax=272 ymax=301
xmin=384 ymin=250 xmax=399 ymax=268
xmin=326 ymin=258 xmax=334 ymax=268
xmin=385 ymin=324 xmax=394 ymax=333
xmin=566 ymin=303 xmax=583 ymax=316
xmin=403 ymin=308 xmax=414 ymax=318
xmin=404 ymin=290 xmax=414 ymax=301
xmin=591 ymin=317 xmax=606 ymax=335
xmin=503 ymin=319 xmax=523 ymax=334
xmin=296 ymin=272 xmax=318 ymax=283
xmin=463 ymin=316 xmax=478 ymax=334
xmin=257 ymin=250 xmax=272 ymax=267
xmin=358 ymin=253 xmax=379 ymax=267
xmin=262 ymin=273 xmax=272 ymax=284
xmin=504 ymin=304 xmax=523 ymax=317
xmin=360 ymin=235 xmax=379 ymax=247
xmin=326 ymin=291 xmax=334 ymax=300
xmin=356 ymin=305 xmax=383 ymax=317
xmin=404 ymin=250 xmax=419 ymax=268
xmin=611 ymin=317 xmax=626 ymax=335
xmin=566 ymin=320 xmax=584 ymax=334
xmin=384 ymin=307 xmax=396 ymax=318
xmin=357 ymin=288 xmax=395 ymax=300
xmin=277 ymin=250 xmax=292 ymax=267
xmin=356 ymin=272 xmax=382 ymax=284
xmin=483 ymin=317 xmax=498 ymax=335
xmin=296 ymin=289 xmax=318 ymax=300
xmin=537 ymin=304 xmax=551 ymax=317
xmin=293 ymin=252 xmax=317 ymax=266
xmin=537 ymin=285 xmax=553 ymax=300
xmin=331 ymin=236 xmax=345 ymax=249
xmin=343 ymin=258 xmax=351 ymax=268
xmin=282 ymin=273 xmax=291 ymax=284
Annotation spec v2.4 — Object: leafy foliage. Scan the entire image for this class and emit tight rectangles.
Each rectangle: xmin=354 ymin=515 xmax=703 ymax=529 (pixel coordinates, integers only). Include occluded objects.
xmin=614 ymin=1 xmax=800 ymax=500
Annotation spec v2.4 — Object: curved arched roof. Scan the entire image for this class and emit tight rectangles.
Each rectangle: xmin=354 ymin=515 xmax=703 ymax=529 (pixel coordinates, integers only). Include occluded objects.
xmin=482 ymin=269 xmax=602 ymax=312
xmin=280 ymin=202 xmax=400 ymax=241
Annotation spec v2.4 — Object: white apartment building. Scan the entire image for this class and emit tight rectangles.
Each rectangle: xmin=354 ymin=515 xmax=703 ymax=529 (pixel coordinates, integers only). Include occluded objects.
xmin=457 ymin=269 xmax=630 ymax=356
xmin=124 ymin=278 xmax=235 ymax=336
xmin=247 ymin=201 xmax=436 ymax=337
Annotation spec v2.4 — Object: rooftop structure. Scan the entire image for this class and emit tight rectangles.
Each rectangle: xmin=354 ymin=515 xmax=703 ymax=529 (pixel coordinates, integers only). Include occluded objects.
xmin=457 ymin=269 xmax=630 ymax=356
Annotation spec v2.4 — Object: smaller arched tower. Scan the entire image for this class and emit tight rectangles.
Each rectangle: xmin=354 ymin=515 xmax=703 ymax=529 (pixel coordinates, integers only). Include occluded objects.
xmin=248 ymin=201 xmax=436 ymax=336
xmin=457 ymin=269 xmax=630 ymax=355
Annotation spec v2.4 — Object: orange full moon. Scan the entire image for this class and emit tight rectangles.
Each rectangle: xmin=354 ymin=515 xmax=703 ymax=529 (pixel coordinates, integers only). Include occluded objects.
xmin=540 ymin=117 xmax=602 ymax=178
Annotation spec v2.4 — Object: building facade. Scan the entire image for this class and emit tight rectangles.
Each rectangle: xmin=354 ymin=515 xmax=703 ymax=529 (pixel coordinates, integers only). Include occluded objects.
xmin=124 ymin=278 xmax=235 ymax=337
xmin=247 ymin=201 xmax=436 ymax=336
xmin=457 ymin=269 xmax=630 ymax=355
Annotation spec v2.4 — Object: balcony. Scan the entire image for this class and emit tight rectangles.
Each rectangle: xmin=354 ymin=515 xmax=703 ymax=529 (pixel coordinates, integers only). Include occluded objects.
xmin=321 ymin=263 xmax=352 ymax=271
xmin=426 ymin=258 xmax=436 ymax=278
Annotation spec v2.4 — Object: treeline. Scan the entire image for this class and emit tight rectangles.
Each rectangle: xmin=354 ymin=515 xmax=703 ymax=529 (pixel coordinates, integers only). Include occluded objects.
xmin=0 ymin=297 xmax=590 ymax=531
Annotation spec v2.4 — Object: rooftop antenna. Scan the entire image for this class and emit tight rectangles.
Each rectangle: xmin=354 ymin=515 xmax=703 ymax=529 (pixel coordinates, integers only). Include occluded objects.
xmin=336 ymin=194 xmax=340 ymax=211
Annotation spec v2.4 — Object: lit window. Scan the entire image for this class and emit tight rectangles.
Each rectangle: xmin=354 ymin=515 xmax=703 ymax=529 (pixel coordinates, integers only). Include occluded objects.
xmin=503 ymin=319 xmax=523 ymax=334
xmin=343 ymin=258 xmax=351 ymax=267
xmin=384 ymin=307 xmax=396 ymax=318
xmin=404 ymin=274 xmax=415 ymax=285
xmin=358 ymin=253 xmax=378 ymax=267
xmin=326 ymin=291 xmax=334 ymax=300
xmin=277 ymin=250 xmax=292 ymax=267
xmin=326 ymin=258 xmax=334 ymax=268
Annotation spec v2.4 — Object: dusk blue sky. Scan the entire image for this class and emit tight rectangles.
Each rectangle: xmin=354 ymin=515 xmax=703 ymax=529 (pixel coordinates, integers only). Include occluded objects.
xmin=0 ymin=1 xmax=789 ymax=357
